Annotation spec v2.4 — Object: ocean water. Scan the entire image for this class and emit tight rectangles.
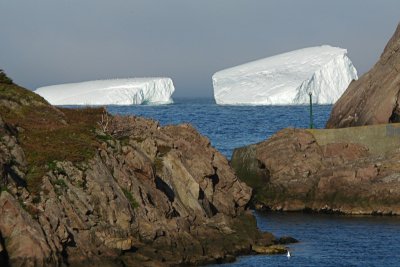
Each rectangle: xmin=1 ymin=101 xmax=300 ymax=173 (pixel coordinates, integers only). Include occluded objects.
xmin=107 ymin=98 xmax=331 ymax=158
xmin=213 ymin=212 xmax=400 ymax=267
xmin=107 ymin=98 xmax=400 ymax=267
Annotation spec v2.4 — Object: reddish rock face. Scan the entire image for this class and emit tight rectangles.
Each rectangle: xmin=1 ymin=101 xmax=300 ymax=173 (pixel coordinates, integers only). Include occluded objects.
xmin=0 ymin=82 xmax=260 ymax=266
xmin=231 ymin=128 xmax=400 ymax=215
xmin=326 ymin=23 xmax=400 ymax=128
xmin=0 ymin=113 xmax=260 ymax=266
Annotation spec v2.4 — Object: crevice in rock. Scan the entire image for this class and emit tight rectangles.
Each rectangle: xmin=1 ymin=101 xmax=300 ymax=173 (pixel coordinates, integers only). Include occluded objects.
xmin=4 ymin=164 xmax=26 ymax=187
xmin=1 ymin=165 xmax=7 ymax=187
xmin=146 ymin=193 xmax=155 ymax=206
xmin=60 ymin=246 xmax=70 ymax=266
xmin=198 ymin=188 xmax=218 ymax=217
xmin=257 ymin=160 xmax=271 ymax=184
xmin=155 ymin=176 xmax=175 ymax=202
xmin=0 ymin=232 xmax=10 ymax=267
xmin=60 ymin=230 xmax=78 ymax=266
xmin=207 ymin=167 xmax=219 ymax=191
xmin=121 ymin=246 xmax=138 ymax=254
xmin=389 ymin=89 xmax=400 ymax=123
xmin=3 ymin=122 xmax=18 ymax=138
xmin=166 ymin=207 xmax=180 ymax=218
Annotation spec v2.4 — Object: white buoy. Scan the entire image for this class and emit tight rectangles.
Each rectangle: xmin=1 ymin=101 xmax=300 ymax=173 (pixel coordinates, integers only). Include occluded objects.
xmin=287 ymin=250 xmax=291 ymax=258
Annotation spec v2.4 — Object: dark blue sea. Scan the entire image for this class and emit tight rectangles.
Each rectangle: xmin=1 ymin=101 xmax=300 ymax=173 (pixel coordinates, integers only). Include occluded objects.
xmin=107 ymin=98 xmax=331 ymax=158
xmin=107 ymin=98 xmax=400 ymax=267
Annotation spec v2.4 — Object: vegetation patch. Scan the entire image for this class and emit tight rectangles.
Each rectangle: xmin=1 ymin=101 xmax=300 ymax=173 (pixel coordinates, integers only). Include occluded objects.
xmin=0 ymin=70 xmax=13 ymax=84
xmin=53 ymin=179 xmax=68 ymax=196
xmin=122 ymin=188 xmax=139 ymax=208
xmin=153 ymin=157 xmax=164 ymax=174
xmin=119 ymin=136 xmax=131 ymax=146
xmin=54 ymin=179 xmax=68 ymax=189
xmin=0 ymin=80 xmax=104 ymax=195
xmin=131 ymin=136 xmax=145 ymax=143
xmin=0 ymin=185 xmax=8 ymax=193
xmin=76 ymin=179 xmax=86 ymax=189
xmin=157 ymin=144 xmax=171 ymax=156
xmin=96 ymin=134 xmax=114 ymax=142
xmin=47 ymin=161 xmax=67 ymax=176
xmin=32 ymin=195 xmax=41 ymax=204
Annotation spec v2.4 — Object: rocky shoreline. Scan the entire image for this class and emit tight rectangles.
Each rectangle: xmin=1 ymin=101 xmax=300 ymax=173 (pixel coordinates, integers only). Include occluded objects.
xmin=0 ymin=72 xmax=296 ymax=266
xmin=230 ymin=22 xmax=400 ymax=217
xmin=231 ymin=127 xmax=400 ymax=215
xmin=2 ymin=19 xmax=399 ymax=267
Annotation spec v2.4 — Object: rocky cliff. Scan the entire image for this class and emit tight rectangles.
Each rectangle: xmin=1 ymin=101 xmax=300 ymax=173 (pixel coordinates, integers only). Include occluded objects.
xmin=326 ymin=22 xmax=400 ymax=128
xmin=0 ymin=71 xmax=284 ymax=267
xmin=231 ymin=126 xmax=400 ymax=215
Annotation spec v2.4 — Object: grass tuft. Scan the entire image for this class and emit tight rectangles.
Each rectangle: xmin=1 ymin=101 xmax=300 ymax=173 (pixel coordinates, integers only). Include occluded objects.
xmin=122 ymin=188 xmax=139 ymax=208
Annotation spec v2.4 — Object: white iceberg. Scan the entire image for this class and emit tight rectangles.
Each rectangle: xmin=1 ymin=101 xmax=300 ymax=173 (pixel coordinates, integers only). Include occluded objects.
xmin=212 ymin=45 xmax=358 ymax=105
xmin=35 ymin=78 xmax=175 ymax=105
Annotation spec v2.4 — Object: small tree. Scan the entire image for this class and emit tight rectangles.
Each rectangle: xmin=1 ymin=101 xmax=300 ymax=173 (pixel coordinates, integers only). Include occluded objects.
xmin=0 ymin=69 xmax=13 ymax=84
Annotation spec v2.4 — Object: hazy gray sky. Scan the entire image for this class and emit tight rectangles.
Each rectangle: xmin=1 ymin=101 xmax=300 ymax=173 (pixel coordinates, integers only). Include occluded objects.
xmin=0 ymin=1 xmax=399 ymax=97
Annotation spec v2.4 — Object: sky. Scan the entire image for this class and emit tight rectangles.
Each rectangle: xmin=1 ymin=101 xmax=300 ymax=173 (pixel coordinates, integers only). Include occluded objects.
xmin=0 ymin=1 xmax=399 ymax=97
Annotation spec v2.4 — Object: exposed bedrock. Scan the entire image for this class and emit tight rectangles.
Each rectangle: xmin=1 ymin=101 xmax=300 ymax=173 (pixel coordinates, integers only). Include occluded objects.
xmin=0 ymin=75 xmax=293 ymax=267
xmin=231 ymin=126 xmax=400 ymax=215
xmin=327 ymin=22 xmax=400 ymax=128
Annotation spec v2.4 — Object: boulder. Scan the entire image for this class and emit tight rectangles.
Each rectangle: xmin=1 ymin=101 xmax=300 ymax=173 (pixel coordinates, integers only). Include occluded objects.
xmin=252 ymin=245 xmax=287 ymax=255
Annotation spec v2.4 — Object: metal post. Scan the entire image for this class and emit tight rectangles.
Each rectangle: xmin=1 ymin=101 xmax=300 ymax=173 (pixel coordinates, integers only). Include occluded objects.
xmin=309 ymin=92 xmax=313 ymax=129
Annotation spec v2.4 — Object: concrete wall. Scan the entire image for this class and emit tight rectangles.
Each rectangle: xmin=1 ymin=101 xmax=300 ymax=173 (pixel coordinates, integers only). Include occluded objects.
xmin=308 ymin=123 xmax=400 ymax=155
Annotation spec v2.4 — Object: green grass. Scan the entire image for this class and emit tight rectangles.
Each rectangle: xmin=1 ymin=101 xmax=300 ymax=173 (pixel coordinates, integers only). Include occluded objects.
xmin=53 ymin=179 xmax=68 ymax=196
xmin=122 ymin=188 xmax=139 ymax=208
xmin=54 ymin=179 xmax=67 ymax=188
xmin=0 ymin=79 xmax=104 ymax=195
xmin=47 ymin=161 xmax=67 ymax=175
xmin=0 ymin=185 xmax=8 ymax=192
xmin=76 ymin=180 xmax=86 ymax=189
xmin=96 ymin=134 xmax=114 ymax=142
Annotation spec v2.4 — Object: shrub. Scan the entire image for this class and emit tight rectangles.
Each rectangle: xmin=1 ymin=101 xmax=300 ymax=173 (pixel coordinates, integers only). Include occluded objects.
xmin=0 ymin=69 xmax=12 ymax=84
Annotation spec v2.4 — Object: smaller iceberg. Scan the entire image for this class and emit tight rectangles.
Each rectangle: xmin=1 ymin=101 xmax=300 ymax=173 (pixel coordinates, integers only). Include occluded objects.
xmin=212 ymin=45 xmax=358 ymax=105
xmin=35 ymin=78 xmax=175 ymax=105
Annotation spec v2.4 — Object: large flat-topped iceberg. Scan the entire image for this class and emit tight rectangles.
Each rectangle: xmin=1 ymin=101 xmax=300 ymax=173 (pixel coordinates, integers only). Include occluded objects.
xmin=35 ymin=78 xmax=175 ymax=105
xmin=212 ymin=45 xmax=358 ymax=105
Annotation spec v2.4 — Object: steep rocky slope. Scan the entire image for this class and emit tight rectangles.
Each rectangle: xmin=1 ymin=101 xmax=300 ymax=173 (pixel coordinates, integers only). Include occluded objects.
xmin=231 ymin=126 xmax=400 ymax=215
xmin=326 ymin=23 xmax=400 ymax=128
xmin=0 ymin=71 xmax=286 ymax=266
